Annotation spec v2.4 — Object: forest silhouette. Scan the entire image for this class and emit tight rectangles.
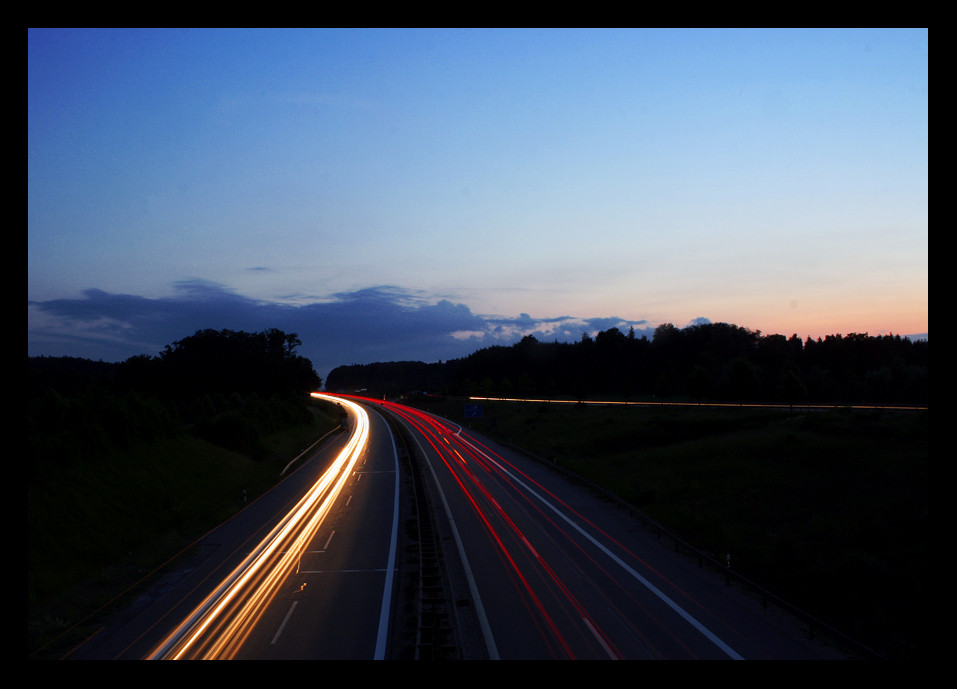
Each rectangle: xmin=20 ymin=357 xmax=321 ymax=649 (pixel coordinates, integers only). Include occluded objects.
xmin=28 ymin=322 xmax=927 ymax=472
xmin=327 ymin=322 xmax=927 ymax=405
xmin=29 ymin=328 xmax=321 ymax=466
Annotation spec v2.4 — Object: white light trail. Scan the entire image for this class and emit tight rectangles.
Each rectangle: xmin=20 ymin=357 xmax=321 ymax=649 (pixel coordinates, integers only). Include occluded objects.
xmin=147 ymin=395 xmax=370 ymax=660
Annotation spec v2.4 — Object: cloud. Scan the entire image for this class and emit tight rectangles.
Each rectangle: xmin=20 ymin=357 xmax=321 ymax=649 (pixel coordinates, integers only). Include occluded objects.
xmin=28 ymin=281 xmax=657 ymax=383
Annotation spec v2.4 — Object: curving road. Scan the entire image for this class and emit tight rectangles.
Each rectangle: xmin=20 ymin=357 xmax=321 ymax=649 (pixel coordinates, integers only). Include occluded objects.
xmin=359 ymin=394 xmax=848 ymax=660
xmin=70 ymin=396 xmax=402 ymax=660
xmin=70 ymin=393 xmax=847 ymax=660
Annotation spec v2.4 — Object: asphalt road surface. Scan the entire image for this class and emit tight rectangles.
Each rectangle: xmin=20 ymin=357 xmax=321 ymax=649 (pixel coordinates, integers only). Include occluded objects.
xmin=368 ymin=395 xmax=851 ymax=660
xmin=70 ymin=397 xmax=401 ymax=660
xmin=69 ymin=394 xmax=852 ymax=660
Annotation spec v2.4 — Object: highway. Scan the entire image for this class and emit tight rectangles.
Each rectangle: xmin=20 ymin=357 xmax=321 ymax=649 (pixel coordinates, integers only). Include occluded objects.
xmin=350 ymin=394 xmax=847 ymax=660
xmin=70 ymin=396 xmax=402 ymax=660
xmin=69 ymin=393 xmax=848 ymax=660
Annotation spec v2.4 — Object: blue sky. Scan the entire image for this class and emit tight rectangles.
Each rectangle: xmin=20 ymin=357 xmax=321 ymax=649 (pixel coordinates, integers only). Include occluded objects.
xmin=28 ymin=28 xmax=928 ymax=382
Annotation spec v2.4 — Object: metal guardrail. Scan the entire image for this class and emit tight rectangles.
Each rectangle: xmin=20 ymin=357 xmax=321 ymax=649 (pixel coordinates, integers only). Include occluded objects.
xmin=279 ymin=424 xmax=345 ymax=476
xmin=386 ymin=416 xmax=458 ymax=660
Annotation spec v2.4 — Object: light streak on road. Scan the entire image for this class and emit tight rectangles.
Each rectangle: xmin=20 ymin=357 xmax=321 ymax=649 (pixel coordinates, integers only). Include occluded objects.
xmin=354 ymin=398 xmax=591 ymax=657
xmin=347 ymin=396 xmax=743 ymax=659
xmin=453 ymin=428 xmax=744 ymax=659
xmin=469 ymin=396 xmax=927 ymax=411
xmin=146 ymin=395 xmax=370 ymax=660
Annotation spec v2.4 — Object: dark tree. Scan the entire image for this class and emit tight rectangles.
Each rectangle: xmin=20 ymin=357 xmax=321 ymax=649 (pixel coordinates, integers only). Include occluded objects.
xmin=324 ymin=323 xmax=926 ymax=405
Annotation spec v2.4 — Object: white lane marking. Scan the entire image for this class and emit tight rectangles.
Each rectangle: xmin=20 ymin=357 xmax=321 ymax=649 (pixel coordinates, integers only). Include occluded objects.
xmin=321 ymin=530 xmax=336 ymax=551
xmin=271 ymin=601 xmax=298 ymax=645
xmin=370 ymin=407 xmax=401 ymax=661
xmin=458 ymin=434 xmax=745 ymax=660
xmin=582 ymin=616 xmax=618 ymax=659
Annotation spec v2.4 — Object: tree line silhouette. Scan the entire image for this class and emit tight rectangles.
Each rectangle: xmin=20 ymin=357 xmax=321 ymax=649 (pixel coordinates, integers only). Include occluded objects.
xmin=327 ymin=322 xmax=927 ymax=405
xmin=29 ymin=328 xmax=322 ymax=470
xmin=28 ymin=321 xmax=927 ymax=478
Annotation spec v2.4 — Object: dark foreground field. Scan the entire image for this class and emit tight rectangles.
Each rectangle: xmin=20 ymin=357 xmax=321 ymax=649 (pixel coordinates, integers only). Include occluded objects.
xmin=410 ymin=397 xmax=928 ymax=661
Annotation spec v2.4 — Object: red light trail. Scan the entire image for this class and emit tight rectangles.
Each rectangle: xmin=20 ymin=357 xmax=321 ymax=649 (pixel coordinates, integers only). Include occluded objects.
xmin=333 ymin=394 xmax=743 ymax=659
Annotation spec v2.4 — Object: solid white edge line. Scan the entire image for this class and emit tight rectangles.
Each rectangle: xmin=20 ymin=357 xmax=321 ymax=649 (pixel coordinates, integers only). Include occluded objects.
xmin=395 ymin=413 xmax=501 ymax=660
xmin=458 ymin=432 xmax=745 ymax=660
xmin=372 ymin=407 xmax=401 ymax=660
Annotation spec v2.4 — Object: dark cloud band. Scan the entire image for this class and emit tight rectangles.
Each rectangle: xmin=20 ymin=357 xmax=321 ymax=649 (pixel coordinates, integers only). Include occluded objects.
xmin=28 ymin=280 xmax=655 ymax=383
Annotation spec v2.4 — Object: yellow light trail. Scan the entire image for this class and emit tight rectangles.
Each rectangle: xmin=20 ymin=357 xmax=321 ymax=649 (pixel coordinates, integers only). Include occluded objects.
xmin=147 ymin=395 xmax=370 ymax=660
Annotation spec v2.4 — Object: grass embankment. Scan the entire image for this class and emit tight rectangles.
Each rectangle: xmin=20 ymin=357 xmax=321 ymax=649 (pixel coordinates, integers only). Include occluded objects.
xmin=412 ymin=398 xmax=928 ymax=661
xmin=27 ymin=400 xmax=341 ymax=659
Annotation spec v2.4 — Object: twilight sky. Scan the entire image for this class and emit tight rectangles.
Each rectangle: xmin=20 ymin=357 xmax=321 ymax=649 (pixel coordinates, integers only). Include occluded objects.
xmin=28 ymin=28 xmax=928 ymax=382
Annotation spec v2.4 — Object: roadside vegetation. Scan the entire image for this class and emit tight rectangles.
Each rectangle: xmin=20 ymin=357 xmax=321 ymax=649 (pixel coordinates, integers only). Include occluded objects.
xmin=28 ymin=321 xmax=927 ymax=661
xmin=329 ymin=322 xmax=927 ymax=407
xmin=410 ymin=396 xmax=928 ymax=661
xmin=27 ymin=329 xmax=339 ymax=659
